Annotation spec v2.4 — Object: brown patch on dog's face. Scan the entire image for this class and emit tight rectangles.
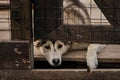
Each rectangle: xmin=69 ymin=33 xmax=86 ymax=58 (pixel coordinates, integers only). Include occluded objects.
xmin=55 ymin=40 xmax=71 ymax=55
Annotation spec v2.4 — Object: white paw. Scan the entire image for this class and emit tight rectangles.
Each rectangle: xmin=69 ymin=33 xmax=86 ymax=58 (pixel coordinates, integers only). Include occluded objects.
xmin=86 ymin=51 xmax=98 ymax=73
xmin=86 ymin=55 xmax=98 ymax=69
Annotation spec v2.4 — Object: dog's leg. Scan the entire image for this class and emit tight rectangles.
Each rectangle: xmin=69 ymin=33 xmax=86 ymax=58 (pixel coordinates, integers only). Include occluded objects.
xmin=86 ymin=44 xmax=106 ymax=72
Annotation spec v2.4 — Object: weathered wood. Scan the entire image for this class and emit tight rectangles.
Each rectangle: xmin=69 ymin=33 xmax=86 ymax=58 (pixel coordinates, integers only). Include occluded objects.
xmin=35 ymin=45 xmax=120 ymax=63
xmin=94 ymin=0 xmax=120 ymax=26
xmin=0 ymin=69 xmax=120 ymax=80
xmin=10 ymin=0 xmax=32 ymax=40
xmin=46 ymin=25 xmax=120 ymax=44
xmin=0 ymin=41 xmax=30 ymax=69
xmin=9 ymin=0 xmax=120 ymax=43
xmin=33 ymin=0 xmax=63 ymax=40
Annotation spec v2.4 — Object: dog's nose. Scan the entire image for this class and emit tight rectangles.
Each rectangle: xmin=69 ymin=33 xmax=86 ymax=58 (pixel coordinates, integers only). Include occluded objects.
xmin=52 ymin=58 xmax=60 ymax=65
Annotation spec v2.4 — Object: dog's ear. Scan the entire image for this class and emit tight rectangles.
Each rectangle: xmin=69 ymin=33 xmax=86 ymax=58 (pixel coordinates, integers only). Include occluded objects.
xmin=33 ymin=39 xmax=42 ymax=47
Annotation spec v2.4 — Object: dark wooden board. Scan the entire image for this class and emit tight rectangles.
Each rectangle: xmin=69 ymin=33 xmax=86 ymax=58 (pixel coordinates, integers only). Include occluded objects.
xmin=46 ymin=25 xmax=120 ymax=44
xmin=0 ymin=69 xmax=120 ymax=80
xmin=0 ymin=41 xmax=30 ymax=69
xmin=10 ymin=0 xmax=32 ymax=40
xmin=33 ymin=0 xmax=63 ymax=40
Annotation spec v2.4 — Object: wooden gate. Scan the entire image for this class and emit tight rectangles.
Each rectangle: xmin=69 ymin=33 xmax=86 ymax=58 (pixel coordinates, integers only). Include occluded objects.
xmin=0 ymin=0 xmax=120 ymax=80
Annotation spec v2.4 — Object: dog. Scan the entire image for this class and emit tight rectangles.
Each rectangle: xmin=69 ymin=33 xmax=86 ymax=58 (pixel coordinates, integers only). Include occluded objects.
xmin=63 ymin=0 xmax=90 ymax=24
xmin=34 ymin=40 xmax=71 ymax=66
xmin=34 ymin=0 xmax=106 ymax=72
xmin=34 ymin=40 xmax=105 ymax=72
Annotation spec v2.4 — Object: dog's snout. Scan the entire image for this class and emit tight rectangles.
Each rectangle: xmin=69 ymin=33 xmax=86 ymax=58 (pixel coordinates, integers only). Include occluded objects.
xmin=52 ymin=58 xmax=60 ymax=65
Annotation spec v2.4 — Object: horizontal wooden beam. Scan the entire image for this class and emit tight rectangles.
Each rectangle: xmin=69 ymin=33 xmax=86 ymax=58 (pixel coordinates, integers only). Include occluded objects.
xmin=0 ymin=69 xmax=120 ymax=80
xmin=46 ymin=25 xmax=120 ymax=44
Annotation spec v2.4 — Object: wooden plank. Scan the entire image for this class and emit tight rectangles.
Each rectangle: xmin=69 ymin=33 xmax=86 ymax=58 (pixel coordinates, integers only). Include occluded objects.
xmin=10 ymin=0 xmax=32 ymax=40
xmin=0 ymin=9 xmax=10 ymax=27
xmin=0 ymin=41 xmax=31 ymax=69
xmin=35 ymin=45 xmax=120 ymax=63
xmin=46 ymin=25 xmax=120 ymax=44
xmin=0 ymin=69 xmax=120 ymax=80
xmin=33 ymin=0 xmax=63 ymax=40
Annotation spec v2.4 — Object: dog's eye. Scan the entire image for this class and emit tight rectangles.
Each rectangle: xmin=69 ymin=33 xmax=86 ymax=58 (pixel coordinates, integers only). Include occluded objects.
xmin=44 ymin=45 xmax=50 ymax=49
xmin=58 ymin=44 xmax=63 ymax=49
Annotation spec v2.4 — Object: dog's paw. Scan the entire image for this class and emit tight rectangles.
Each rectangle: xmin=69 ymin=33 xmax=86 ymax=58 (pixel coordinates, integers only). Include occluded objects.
xmin=86 ymin=52 xmax=98 ymax=73
xmin=86 ymin=44 xmax=106 ymax=73
xmin=86 ymin=57 xmax=98 ymax=73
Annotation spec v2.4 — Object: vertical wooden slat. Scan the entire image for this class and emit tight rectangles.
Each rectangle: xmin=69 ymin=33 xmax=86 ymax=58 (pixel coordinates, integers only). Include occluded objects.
xmin=10 ymin=0 xmax=32 ymax=40
xmin=33 ymin=0 xmax=63 ymax=40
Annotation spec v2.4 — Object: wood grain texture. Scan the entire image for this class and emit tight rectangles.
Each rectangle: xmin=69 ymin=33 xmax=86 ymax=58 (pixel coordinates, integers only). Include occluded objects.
xmin=0 ymin=41 xmax=30 ymax=69
xmin=0 ymin=69 xmax=120 ymax=80
xmin=10 ymin=0 xmax=32 ymax=40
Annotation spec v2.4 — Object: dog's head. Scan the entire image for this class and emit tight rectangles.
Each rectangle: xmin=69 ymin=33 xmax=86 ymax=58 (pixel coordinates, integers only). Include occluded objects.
xmin=34 ymin=40 xmax=71 ymax=66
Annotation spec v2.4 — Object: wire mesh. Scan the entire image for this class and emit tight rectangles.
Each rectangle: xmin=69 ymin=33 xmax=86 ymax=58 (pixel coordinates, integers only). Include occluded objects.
xmin=63 ymin=0 xmax=110 ymax=25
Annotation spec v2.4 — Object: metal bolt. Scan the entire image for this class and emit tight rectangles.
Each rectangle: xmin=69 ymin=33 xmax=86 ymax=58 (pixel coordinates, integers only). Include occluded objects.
xmin=76 ymin=34 xmax=82 ymax=40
